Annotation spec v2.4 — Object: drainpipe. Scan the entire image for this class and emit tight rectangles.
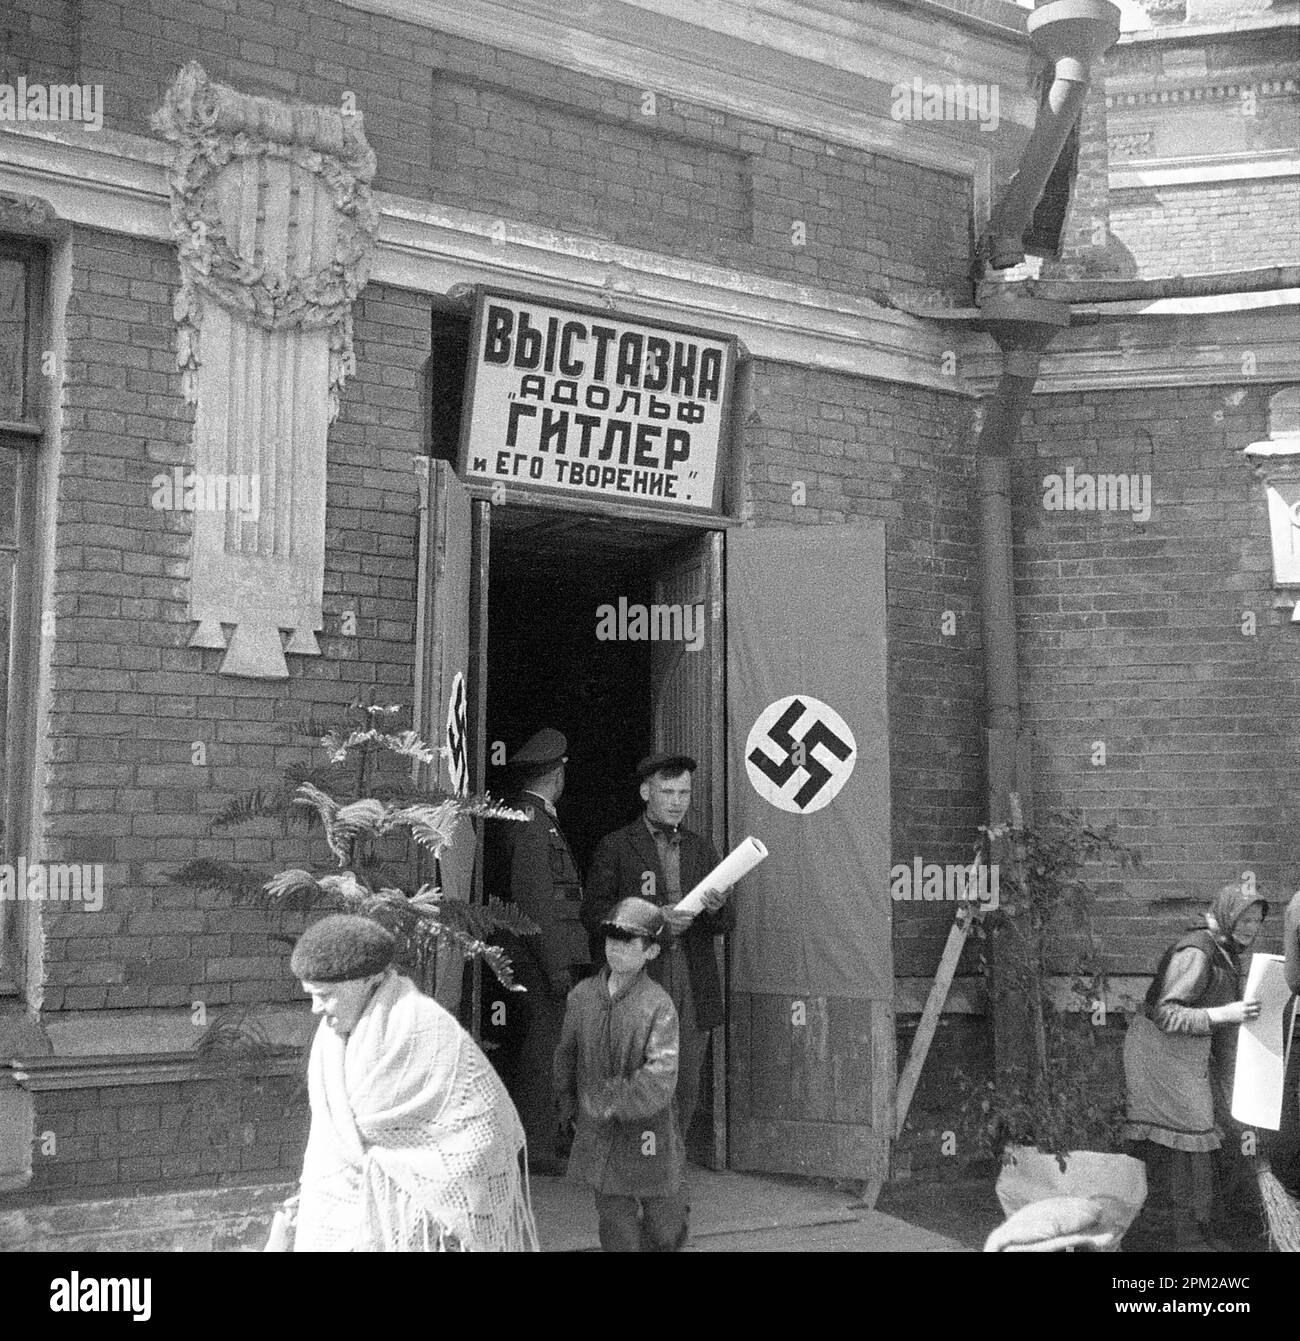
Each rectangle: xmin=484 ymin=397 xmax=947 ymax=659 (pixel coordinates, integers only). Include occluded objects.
xmin=975 ymin=0 xmax=1120 ymax=826
xmin=972 ymin=0 xmax=1121 ymax=1083
xmin=982 ymin=0 xmax=1122 ymax=271
xmin=974 ymin=313 xmax=1067 ymax=830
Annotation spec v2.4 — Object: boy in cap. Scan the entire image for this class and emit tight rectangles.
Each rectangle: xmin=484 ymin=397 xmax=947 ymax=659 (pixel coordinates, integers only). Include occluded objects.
xmin=582 ymin=752 xmax=733 ymax=1144
xmin=553 ymin=896 xmax=688 ymax=1251
xmin=288 ymin=914 xmax=538 ymax=1251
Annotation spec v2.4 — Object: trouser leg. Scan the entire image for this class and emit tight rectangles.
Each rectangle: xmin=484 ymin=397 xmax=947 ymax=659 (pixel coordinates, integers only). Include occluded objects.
xmin=663 ymin=950 xmax=706 ymax=1141
xmin=676 ymin=1016 xmax=707 ymax=1141
xmin=594 ymin=1193 xmax=643 ymax=1252
xmin=513 ymin=968 xmax=564 ymax=1167
xmin=639 ymin=1191 xmax=689 ymax=1252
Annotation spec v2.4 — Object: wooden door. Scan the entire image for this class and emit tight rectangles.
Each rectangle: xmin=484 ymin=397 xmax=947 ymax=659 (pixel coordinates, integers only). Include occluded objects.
xmin=413 ymin=458 xmax=473 ymax=1010
xmin=650 ymin=530 xmax=727 ymax=1166
xmin=725 ymin=523 xmax=893 ymax=1190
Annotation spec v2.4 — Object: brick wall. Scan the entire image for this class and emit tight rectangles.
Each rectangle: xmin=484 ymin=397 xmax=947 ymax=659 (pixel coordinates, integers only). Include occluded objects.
xmin=1016 ymin=380 xmax=1300 ymax=976
xmin=739 ymin=361 xmax=986 ymax=977
xmin=11 ymin=1070 xmax=307 ymax=1202
xmin=56 ymin=0 xmax=972 ymax=301
xmin=1110 ymin=179 xmax=1300 ymax=276
xmin=38 ymin=227 xmax=432 ymax=1012
xmin=0 ymin=0 xmax=79 ymax=86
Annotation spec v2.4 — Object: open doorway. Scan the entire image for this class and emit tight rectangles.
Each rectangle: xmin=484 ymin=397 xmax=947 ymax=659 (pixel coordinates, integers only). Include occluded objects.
xmin=485 ymin=508 xmax=673 ymax=869
xmin=482 ymin=503 xmax=726 ymax=1161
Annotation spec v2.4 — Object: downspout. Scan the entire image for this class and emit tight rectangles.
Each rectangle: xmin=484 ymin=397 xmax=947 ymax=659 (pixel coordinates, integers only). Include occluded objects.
xmin=974 ymin=0 xmax=1121 ymax=831
xmin=972 ymin=0 xmax=1121 ymax=1083
xmin=983 ymin=0 xmax=1122 ymax=272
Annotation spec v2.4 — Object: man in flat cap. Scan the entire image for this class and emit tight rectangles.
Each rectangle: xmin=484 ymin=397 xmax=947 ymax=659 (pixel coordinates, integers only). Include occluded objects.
xmin=484 ymin=727 xmax=591 ymax=1173
xmin=287 ymin=914 xmax=537 ymax=1251
xmin=582 ymin=752 xmax=734 ymax=1146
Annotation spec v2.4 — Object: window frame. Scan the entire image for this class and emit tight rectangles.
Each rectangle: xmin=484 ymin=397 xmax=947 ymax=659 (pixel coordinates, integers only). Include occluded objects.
xmin=0 ymin=236 xmax=47 ymax=996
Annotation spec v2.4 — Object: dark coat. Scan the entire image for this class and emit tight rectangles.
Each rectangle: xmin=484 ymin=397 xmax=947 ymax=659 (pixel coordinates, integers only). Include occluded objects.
xmin=485 ymin=791 xmax=590 ymax=990
xmin=582 ymin=817 xmax=733 ymax=1029
xmin=553 ymin=966 xmax=684 ymax=1197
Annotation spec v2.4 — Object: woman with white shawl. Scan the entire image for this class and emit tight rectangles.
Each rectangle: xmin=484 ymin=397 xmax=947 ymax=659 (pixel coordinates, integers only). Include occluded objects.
xmin=283 ymin=914 xmax=539 ymax=1252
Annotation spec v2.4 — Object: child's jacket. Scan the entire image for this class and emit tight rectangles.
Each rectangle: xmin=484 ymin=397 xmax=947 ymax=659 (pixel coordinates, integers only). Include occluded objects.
xmin=553 ymin=966 xmax=684 ymax=1197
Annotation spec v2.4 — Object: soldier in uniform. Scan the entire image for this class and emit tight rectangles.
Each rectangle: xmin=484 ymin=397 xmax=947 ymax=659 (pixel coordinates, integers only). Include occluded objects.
xmin=581 ymin=752 xmax=733 ymax=1147
xmin=484 ymin=727 xmax=590 ymax=1174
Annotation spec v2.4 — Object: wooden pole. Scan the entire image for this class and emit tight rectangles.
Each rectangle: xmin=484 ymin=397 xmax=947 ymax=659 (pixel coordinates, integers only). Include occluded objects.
xmin=895 ymin=906 xmax=975 ymax=1140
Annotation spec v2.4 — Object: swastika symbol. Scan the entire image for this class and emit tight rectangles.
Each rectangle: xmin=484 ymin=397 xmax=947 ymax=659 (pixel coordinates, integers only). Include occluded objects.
xmin=744 ymin=696 xmax=856 ymax=814
xmin=445 ymin=671 xmax=468 ymax=797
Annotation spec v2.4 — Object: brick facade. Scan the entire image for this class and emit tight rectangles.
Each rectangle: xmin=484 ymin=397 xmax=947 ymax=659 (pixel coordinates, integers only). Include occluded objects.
xmin=1016 ymin=380 xmax=1300 ymax=976
xmin=12 ymin=1070 xmax=307 ymax=1202
xmin=41 ymin=227 xmax=430 ymax=1014
xmin=1110 ymin=178 xmax=1300 ymax=275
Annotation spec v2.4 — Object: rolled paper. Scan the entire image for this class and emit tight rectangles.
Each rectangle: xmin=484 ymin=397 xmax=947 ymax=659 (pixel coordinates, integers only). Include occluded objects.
xmin=675 ymin=836 xmax=768 ymax=916
xmin=1231 ymin=953 xmax=1294 ymax=1130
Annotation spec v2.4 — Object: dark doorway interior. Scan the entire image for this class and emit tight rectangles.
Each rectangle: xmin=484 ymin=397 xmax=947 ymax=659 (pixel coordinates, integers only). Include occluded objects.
xmin=486 ymin=508 xmax=688 ymax=872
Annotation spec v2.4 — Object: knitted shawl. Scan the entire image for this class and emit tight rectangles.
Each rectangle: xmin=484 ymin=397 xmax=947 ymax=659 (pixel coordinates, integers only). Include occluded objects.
xmin=295 ymin=971 xmax=538 ymax=1252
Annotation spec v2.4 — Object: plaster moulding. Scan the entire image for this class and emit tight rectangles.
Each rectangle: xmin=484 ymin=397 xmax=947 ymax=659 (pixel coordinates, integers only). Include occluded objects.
xmin=1241 ymin=387 xmax=1300 ymax=618
xmin=152 ymin=64 xmax=378 ymax=679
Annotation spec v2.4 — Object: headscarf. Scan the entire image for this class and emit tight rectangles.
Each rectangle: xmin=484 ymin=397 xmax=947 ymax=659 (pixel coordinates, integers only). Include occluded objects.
xmin=1204 ymin=883 xmax=1268 ymax=953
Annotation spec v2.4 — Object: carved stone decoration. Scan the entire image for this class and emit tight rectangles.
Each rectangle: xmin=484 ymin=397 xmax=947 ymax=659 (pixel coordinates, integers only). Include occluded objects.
xmin=152 ymin=64 xmax=378 ymax=677
xmin=1241 ymin=388 xmax=1300 ymax=621
xmin=0 ymin=192 xmax=57 ymax=232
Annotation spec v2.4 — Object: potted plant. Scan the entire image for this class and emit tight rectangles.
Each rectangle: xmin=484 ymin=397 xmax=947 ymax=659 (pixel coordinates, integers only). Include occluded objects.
xmin=959 ymin=799 xmax=1147 ymax=1246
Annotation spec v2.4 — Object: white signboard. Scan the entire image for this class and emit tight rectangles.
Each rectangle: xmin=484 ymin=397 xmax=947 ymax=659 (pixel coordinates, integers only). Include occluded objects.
xmin=459 ymin=291 xmax=734 ymax=513
xmin=1231 ymin=953 xmax=1296 ymax=1130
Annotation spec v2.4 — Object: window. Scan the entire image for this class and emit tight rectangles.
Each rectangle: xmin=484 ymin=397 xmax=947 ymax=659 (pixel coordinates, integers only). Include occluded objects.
xmin=0 ymin=239 xmax=45 ymax=993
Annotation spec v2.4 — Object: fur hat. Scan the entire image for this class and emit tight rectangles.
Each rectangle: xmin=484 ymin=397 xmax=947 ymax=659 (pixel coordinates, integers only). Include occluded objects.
xmin=290 ymin=914 xmax=395 ymax=982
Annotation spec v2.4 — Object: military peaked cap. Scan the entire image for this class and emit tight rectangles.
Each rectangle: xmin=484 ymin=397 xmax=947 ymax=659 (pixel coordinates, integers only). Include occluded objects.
xmin=509 ymin=728 xmax=568 ymax=770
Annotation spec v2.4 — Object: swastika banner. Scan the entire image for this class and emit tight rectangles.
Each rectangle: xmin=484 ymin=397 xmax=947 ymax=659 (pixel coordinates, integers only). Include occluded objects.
xmin=726 ymin=523 xmax=891 ymax=999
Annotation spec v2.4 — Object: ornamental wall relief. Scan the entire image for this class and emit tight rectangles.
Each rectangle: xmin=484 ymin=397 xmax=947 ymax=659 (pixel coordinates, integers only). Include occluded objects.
xmin=1241 ymin=387 xmax=1300 ymax=622
xmin=153 ymin=64 xmax=378 ymax=678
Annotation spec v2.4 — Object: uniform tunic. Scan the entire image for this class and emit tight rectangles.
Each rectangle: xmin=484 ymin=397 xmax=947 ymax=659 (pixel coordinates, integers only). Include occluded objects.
xmin=484 ymin=790 xmax=589 ymax=1165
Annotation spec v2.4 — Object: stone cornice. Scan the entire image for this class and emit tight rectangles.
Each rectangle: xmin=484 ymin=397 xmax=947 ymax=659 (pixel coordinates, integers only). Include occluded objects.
xmin=1106 ymin=75 xmax=1299 ymax=107
xmin=2 ymin=124 xmax=1295 ymax=401
xmin=375 ymin=192 xmax=969 ymax=394
xmin=1111 ymin=151 xmax=1300 ymax=188
xmin=6 ymin=1052 xmax=302 ymax=1091
xmin=965 ymin=304 xmax=1300 ymax=392
xmin=1116 ymin=12 xmax=1300 ymax=45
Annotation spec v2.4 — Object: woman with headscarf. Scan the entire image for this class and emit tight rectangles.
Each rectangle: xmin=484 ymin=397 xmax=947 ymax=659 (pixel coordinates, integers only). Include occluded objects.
xmin=1123 ymin=883 xmax=1267 ymax=1251
xmin=279 ymin=914 xmax=539 ymax=1252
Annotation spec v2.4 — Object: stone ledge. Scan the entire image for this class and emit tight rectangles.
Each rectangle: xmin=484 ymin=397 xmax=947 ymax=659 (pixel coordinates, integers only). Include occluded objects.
xmin=7 ymin=1052 xmax=302 ymax=1092
xmin=0 ymin=1180 xmax=293 ymax=1252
